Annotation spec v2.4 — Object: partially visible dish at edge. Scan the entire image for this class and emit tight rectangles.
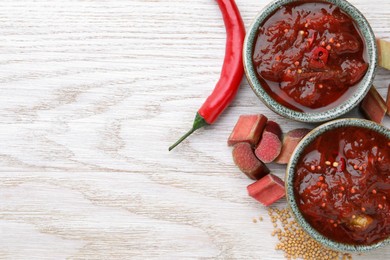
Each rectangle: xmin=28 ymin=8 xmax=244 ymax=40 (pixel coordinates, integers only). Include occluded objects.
xmin=294 ymin=126 xmax=390 ymax=245
xmin=253 ymin=1 xmax=368 ymax=112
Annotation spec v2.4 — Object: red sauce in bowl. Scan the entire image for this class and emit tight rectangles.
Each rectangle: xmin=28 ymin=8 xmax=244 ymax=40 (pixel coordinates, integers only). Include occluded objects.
xmin=294 ymin=126 xmax=390 ymax=245
xmin=253 ymin=2 xmax=368 ymax=112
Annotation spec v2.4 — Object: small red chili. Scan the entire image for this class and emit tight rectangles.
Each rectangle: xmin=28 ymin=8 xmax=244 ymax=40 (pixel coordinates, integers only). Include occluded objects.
xmin=309 ymin=46 xmax=329 ymax=69
xmin=169 ymin=0 xmax=245 ymax=151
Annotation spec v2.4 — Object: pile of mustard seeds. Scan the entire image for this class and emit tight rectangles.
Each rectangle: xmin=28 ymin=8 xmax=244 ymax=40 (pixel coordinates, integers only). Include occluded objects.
xmin=268 ymin=207 xmax=353 ymax=260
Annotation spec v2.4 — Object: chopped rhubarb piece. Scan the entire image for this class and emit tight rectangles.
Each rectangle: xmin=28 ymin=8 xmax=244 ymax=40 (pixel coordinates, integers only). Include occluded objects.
xmin=228 ymin=114 xmax=268 ymax=146
xmin=360 ymin=87 xmax=387 ymax=123
xmin=386 ymin=84 xmax=390 ymax=116
xmin=247 ymin=174 xmax=285 ymax=206
xmin=377 ymin=38 xmax=390 ymax=70
xmin=255 ymin=121 xmax=282 ymax=163
xmin=275 ymin=128 xmax=311 ymax=164
xmin=232 ymin=142 xmax=270 ymax=180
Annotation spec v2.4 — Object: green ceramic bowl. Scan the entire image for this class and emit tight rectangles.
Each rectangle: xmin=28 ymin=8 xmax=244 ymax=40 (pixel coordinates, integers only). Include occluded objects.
xmin=243 ymin=0 xmax=377 ymax=122
xmin=286 ymin=118 xmax=390 ymax=252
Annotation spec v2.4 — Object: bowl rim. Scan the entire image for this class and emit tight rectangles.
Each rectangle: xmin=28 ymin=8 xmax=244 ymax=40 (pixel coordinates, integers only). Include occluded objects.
xmin=285 ymin=118 xmax=390 ymax=252
xmin=243 ymin=0 xmax=378 ymax=123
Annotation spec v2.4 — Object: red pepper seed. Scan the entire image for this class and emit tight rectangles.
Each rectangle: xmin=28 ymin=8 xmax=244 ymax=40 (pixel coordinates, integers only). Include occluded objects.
xmin=353 ymin=165 xmax=358 ymax=170
xmin=333 ymin=223 xmax=337 ymax=227
xmin=317 ymin=166 xmax=322 ymax=170
xmin=330 ymin=219 xmax=334 ymax=224
xmin=319 ymin=176 xmax=324 ymax=181
xmin=361 ymin=207 xmax=366 ymax=212
xmin=284 ymin=29 xmax=289 ymax=33
xmin=351 ymin=188 xmax=356 ymax=194
xmin=329 ymin=38 xmax=334 ymax=43
xmin=294 ymin=61 xmax=300 ymax=66
xmin=359 ymin=166 xmax=363 ymax=171
xmin=325 ymin=161 xmax=331 ymax=165
xmin=378 ymin=157 xmax=382 ymax=162
xmin=321 ymin=184 xmax=327 ymax=189
xmin=297 ymin=69 xmax=302 ymax=74
xmin=383 ymin=196 xmax=387 ymax=200
xmin=299 ymin=30 xmax=305 ymax=35
xmin=336 ymin=43 xmax=341 ymax=47
xmin=372 ymin=189 xmax=377 ymax=194
xmin=352 ymin=215 xmax=356 ymax=219
xmin=326 ymin=45 xmax=331 ymax=50
xmin=340 ymin=186 xmax=345 ymax=191
xmin=321 ymin=203 xmax=326 ymax=208
xmin=310 ymin=165 xmax=316 ymax=171
xmin=338 ymin=192 xmax=342 ymax=197
xmin=321 ymin=41 xmax=326 ymax=46
xmin=318 ymin=84 xmax=323 ymax=89
xmin=333 ymin=162 xmax=339 ymax=167
xmin=321 ymin=191 xmax=327 ymax=196
xmin=378 ymin=204 xmax=383 ymax=209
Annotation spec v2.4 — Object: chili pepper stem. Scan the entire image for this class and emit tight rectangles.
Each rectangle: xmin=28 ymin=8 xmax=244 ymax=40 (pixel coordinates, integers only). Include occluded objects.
xmin=169 ymin=113 xmax=209 ymax=151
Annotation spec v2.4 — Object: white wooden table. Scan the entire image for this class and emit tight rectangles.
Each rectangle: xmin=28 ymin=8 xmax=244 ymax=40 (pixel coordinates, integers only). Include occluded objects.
xmin=0 ymin=0 xmax=389 ymax=259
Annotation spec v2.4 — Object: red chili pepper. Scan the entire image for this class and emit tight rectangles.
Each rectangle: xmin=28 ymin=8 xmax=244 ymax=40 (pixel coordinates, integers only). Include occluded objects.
xmin=169 ymin=0 xmax=245 ymax=151
xmin=309 ymin=47 xmax=329 ymax=69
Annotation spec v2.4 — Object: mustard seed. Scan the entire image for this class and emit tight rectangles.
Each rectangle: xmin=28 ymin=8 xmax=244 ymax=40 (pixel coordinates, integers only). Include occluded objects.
xmin=267 ymin=207 xmax=350 ymax=260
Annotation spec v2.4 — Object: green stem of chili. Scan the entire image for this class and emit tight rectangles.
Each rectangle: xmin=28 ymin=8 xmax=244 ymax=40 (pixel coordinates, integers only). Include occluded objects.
xmin=168 ymin=113 xmax=208 ymax=151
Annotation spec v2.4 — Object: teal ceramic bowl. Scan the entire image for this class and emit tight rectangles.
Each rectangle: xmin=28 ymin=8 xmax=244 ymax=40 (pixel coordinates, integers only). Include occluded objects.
xmin=243 ymin=0 xmax=377 ymax=122
xmin=286 ymin=118 xmax=390 ymax=252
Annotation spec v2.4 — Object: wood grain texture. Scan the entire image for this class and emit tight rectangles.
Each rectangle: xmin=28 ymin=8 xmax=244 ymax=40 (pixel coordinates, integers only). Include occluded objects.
xmin=0 ymin=0 xmax=389 ymax=259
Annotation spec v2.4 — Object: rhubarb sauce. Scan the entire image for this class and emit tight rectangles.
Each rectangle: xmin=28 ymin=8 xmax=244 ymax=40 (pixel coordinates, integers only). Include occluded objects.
xmin=253 ymin=2 xmax=368 ymax=112
xmin=294 ymin=126 xmax=390 ymax=245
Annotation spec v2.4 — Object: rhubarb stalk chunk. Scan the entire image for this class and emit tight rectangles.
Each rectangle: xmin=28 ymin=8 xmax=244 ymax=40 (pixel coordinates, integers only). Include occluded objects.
xmin=377 ymin=38 xmax=390 ymax=70
xmin=360 ymin=87 xmax=387 ymax=123
xmin=255 ymin=121 xmax=283 ymax=163
xmin=232 ymin=142 xmax=270 ymax=180
xmin=247 ymin=174 xmax=285 ymax=206
xmin=228 ymin=114 xmax=268 ymax=146
xmin=275 ymin=128 xmax=311 ymax=164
